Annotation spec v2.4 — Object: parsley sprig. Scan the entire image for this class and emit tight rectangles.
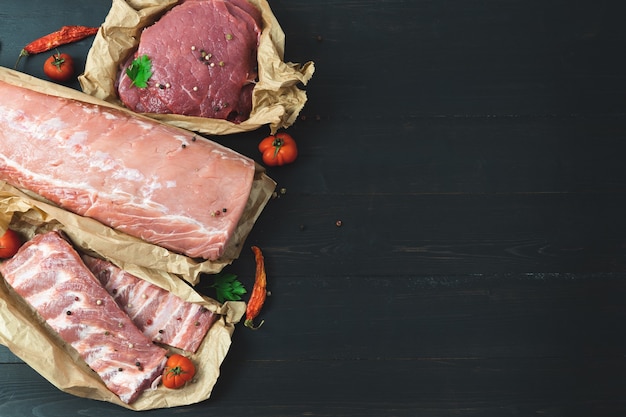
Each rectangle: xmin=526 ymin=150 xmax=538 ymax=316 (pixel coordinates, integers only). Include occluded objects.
xmin=209 ymin=272 xmax=247 ymax=303
xmin=125 ymin=54 xmax=152 ymax=88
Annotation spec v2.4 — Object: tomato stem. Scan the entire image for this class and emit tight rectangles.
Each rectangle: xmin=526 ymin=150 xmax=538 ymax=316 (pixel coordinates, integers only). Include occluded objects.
xmin=52 ymin=49 xmax=65 ymax=69
xmin=272 ymin=137 xmax=284 ymax=158
xmin=167 ymin=365 xmax=188 ymax=376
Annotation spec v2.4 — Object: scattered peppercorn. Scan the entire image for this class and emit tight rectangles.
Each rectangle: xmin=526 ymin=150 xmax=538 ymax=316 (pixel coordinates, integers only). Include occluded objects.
xmin=66 ymin=310 xmax=72 ymax=315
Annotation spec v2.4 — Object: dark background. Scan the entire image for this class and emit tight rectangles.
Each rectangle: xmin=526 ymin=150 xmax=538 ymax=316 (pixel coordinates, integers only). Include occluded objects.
xmin=1 ymin=0 xmax=626 ymax=416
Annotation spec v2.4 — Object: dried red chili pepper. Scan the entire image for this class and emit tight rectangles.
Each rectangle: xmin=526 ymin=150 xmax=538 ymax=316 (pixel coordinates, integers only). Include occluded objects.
xmin=244 ymin=246 xmax=267 ymax=329
xmin=15 ymin=25 xmax=99 ymax=68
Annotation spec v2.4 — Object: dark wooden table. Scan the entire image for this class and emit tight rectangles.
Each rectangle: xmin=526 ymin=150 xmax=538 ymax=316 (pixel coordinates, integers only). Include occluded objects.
xmin=1 ymin=1 xmax=626 ymax=416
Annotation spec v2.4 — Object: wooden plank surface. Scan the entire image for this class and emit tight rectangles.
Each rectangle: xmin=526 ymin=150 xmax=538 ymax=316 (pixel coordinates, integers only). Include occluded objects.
xmin=1 ymin=0 xmax=626 ymax=416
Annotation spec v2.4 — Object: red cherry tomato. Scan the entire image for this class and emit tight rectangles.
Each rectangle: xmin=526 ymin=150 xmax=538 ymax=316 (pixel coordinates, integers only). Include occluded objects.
xmin=162 ymin=354 xmax=196 ymax=389
xmin=43 ymin=51 xmax=75 ymax=82
xmin=258 ymin=132 xmax=298 ymax=166
xmin=0 ymin=229 xmax=22 ymax=259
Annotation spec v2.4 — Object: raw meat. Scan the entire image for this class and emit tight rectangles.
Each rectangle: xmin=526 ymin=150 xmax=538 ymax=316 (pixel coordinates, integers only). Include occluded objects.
xmin=0 ymin=80 xmax=256 ymax=260
xmin=82 ymin=254 xmax=218 ymax=353
xmin=0 ymin=231 xmax=167 ymax=404
xmin=182 ymin=0 xmax=262 ymax=23
xmin=117 ymin=0 xmax=261 ymax=122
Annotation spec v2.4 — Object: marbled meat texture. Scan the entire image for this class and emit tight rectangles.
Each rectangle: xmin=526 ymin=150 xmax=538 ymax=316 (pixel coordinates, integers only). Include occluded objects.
xmin=117 ymin=0 xmax=262 ymax=122
xmin=0 ymin=80 xmax=256 ymax=260
xmin=0 ymin=231 xmax=167 ymax=404
xmin=82 ymin=254 xmax=218 ymax=353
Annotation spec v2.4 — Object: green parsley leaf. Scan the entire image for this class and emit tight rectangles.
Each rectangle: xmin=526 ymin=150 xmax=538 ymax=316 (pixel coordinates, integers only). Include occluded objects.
xmin=209 ymin=272 xmax=247 ymax=303
xmin=125 ymin=54 xmax=152 ymax=88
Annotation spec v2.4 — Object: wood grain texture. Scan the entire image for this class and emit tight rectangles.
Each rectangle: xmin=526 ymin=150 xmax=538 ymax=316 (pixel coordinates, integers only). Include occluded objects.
xmin=1 ymin=0 xmax=626 ymax=415
xmin=1 ymin=274 xmax=626 ymax=416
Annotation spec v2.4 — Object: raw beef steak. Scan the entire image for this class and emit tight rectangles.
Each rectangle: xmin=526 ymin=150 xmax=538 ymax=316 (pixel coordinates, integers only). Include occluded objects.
xmin=117 ymin=0 xmax=262 ymax=122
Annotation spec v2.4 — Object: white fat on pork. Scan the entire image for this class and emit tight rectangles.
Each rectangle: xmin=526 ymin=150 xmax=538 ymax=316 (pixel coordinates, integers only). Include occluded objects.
xmin=0 ymin=231 xmax=168 ymax=404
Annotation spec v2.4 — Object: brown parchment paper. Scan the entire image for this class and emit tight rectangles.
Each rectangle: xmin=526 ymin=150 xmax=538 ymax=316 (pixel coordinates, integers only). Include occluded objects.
xmin=0 ymin=64 xmax=270 ymax=409
xmin=79 ymin=0 xmax=315 ymax=135
xmin=0 ymin=66 xmax=277 ymax=285
xmin=0 ymin=207 xmax=247 ymax=410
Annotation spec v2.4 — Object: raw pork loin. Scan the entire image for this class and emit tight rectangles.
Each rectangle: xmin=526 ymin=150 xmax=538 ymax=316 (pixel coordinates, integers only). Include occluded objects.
xmin=82 ymin=254 xmax=218 ymax=353
xmin=117 ymin=0 xmax=262 ymax=122
xmin=0 ymin=231 xmax=167 ymax=404
xmin=0 ymin=80 xmax=256 ymax=260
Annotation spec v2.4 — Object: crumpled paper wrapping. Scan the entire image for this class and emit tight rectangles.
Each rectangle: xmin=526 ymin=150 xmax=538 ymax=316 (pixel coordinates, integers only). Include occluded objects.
xmin=79 ymin=0 xmax=315 ymax=135
xmin=0 ymin=66 xmax=275 ymax=409
xmin=0 ymin=181 xmax=248 ymax=410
